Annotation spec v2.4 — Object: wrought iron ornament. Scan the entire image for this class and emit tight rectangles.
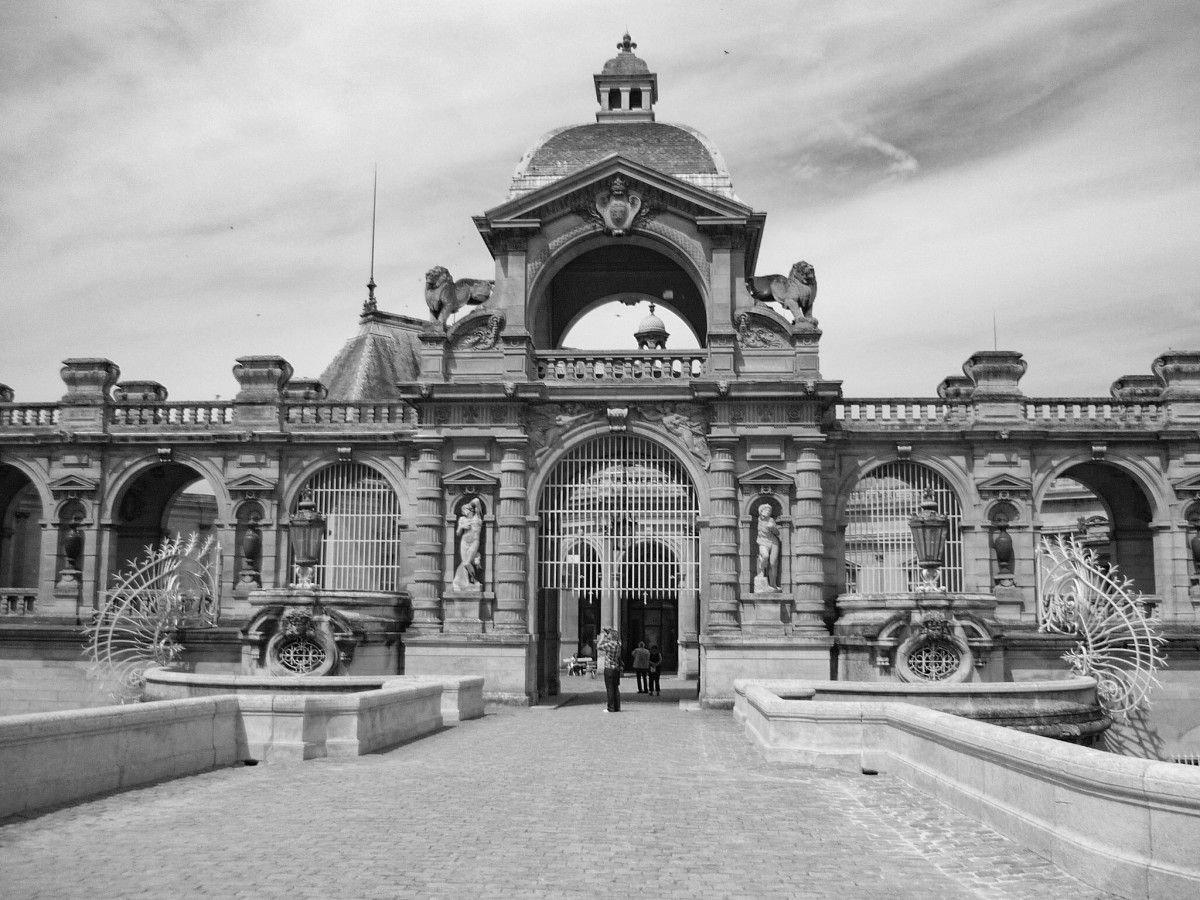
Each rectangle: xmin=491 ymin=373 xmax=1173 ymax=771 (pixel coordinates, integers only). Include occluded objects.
xmin=84 ymin=534 xmax=221 ymax=702
xmin=1037 ymin=534 xmax=1165 ymax=721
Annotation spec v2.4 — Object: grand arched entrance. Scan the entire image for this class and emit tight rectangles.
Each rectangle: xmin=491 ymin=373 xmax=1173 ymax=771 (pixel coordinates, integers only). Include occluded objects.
xmin=536 ymin=435 xmax=700 ymax=694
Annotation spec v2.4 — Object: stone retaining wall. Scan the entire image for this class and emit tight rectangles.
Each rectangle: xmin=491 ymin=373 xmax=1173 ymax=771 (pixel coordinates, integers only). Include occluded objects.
xmin=0 ymin=676 xmax=477 ymax=819
xmin=0 ymin=697 xmax=241 ymax=820
xmin=734 ymin=680 xmax=1200 ymax=900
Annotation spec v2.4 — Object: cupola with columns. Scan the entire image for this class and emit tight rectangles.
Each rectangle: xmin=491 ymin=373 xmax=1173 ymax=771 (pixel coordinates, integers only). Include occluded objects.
xmin=594 ymin=33 xmax=658 ymax=123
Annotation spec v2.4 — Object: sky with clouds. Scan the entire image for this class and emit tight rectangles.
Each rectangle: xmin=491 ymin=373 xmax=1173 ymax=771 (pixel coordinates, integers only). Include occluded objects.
xmin=2 ymin=0 xmax=1198 ymax=402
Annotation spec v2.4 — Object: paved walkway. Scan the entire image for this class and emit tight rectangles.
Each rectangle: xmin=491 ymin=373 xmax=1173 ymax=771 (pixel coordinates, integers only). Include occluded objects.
xmin=0 ymin=679 xmax=1117 ymax=899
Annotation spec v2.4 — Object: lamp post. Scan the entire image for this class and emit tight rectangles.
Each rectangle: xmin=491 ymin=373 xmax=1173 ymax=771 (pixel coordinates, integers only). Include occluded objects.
xmin=289 ymin=489 xmax=326 ymax=589
xmin=908 ymin=489 xmax=949 ymax=593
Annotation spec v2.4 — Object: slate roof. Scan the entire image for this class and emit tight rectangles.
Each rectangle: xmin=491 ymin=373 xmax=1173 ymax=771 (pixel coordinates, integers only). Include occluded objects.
xmin=508 ymin=122 xmax=736 ymax=200
xmin=319 ymin=311 xmax=423 ymax=401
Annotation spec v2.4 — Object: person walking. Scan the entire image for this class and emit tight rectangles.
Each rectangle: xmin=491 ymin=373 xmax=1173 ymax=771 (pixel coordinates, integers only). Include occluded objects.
xmin=647 ymin=644 xmax=662 ymax=696
xmin=632 ymin=640 xmax=651 ymax=694
xmin=597 ymin=627 xmax=622 ymax=712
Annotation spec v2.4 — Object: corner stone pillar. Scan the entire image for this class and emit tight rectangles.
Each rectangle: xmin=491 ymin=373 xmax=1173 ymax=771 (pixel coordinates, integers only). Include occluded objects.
xmin=791 ymin=450 xmax=827 ymax=635
xmin=706 ymin=438 xmax=740 ymax=631
xmin=410 ymin=439 xmax=445 ymax=634
xmin=495 ymin=439 xmax=529 ymax=633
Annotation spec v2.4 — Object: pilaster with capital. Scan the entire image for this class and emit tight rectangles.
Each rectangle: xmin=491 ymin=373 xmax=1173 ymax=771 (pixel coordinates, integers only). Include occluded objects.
xmin=410 ymin=440 xmax=445 ymax=633
xmin=494 ymin=439 xmax=529 ymax=632
xmin=791 ymin=449 xmax=828 ymax=635
xmin=706 ymin=438 xmax=740 ymax=630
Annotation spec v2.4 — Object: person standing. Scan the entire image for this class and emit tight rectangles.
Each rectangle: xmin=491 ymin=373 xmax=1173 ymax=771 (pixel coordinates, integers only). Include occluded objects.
xmin=597 ymin=627 xmax=622 ymax=712
xmin=632 ymin=640 xmax=651 ymax=694
xmin=647 ymin=644 xmax=662 ymax=696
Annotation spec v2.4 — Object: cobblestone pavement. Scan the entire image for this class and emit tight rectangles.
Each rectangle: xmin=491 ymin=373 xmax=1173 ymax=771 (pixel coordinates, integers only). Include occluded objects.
xmin=0 ymin=681 xmax=1118 ymax=899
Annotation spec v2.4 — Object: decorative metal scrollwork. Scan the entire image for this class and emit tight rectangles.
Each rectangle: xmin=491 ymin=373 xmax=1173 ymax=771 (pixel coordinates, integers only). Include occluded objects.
xmin=85 ymin=534 xmax=221 ymax=702
xmin=905 ymin=641 xmax=962 ymax=681
xmin=1038 ymin=534 xmax=1166 ymax=722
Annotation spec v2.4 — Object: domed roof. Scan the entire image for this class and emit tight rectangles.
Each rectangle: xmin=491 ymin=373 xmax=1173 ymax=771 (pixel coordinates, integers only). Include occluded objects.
xmin=508 ymin=122 xmax=736 ymax=199
xmin=635 ymin=303 xmax=669 ymax=349
xmin=601 ymin=52 xmax=650 ymax=76
xmin=506 ymin=35 xmax=738 ymax=200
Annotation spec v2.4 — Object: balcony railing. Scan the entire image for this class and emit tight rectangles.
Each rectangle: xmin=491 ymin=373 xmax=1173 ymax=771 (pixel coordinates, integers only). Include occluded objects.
xmin=284 ymin=402 xmax=410 ymax=427
xmin=0 ymin=404 xmax=60 ymax=427
xmin=834 ymin=397 xmax=1167 ymax=430
xmin=1 ymin=589 xmax=37 ymax=616
xmin=536 ymin=352 xmax=707 ymax=383
xmin=834 ymin=400 xmax=973 ymax=426
xmin=109 ymin=402 xmax=234 ymax=427
xmin=1023 ymin=399 xmax=1163 ymax=426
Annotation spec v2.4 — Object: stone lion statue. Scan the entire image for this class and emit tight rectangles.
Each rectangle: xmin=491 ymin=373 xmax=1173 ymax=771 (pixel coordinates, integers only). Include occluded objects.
xmin=745 ymin=261 xmax=817 ymax=323
xmin=425 ymin=266 xmax=495 ymax=329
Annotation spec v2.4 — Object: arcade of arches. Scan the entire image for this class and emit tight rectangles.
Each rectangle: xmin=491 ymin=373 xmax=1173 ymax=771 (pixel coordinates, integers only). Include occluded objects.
xmin=2 ymin=36 xmax=1200 ymax=760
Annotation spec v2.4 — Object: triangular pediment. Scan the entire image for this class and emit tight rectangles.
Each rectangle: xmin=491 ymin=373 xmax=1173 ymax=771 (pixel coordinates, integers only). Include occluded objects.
xmin=48 ymin=474 xmax=98 ymax=494
xmin=443 ymin=466 xmax=500 ymax=491
xmin=976 ymin=473 xmax=1032 ymax=495
xmin=737 ymin=465 xmax=793 ymax=494
xmin=482 ymin=155 xmax=757 ymax=225
xmin=226 ymin=474 xmax=277 ymax=493
xmin=1173 ymin=473 xmax=1200 ymax=496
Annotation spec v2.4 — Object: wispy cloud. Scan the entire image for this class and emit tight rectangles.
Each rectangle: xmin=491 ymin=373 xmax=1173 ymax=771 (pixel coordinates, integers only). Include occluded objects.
xmin=0 ymin=0 xmax=1197 ymax=400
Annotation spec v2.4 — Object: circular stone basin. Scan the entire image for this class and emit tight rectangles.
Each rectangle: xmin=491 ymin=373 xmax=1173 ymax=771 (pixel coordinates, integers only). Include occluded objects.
xmin=143 ymin=669 xmax=397 ymax=701
xmin=754 ymin=676 xmax=1109 ymax=742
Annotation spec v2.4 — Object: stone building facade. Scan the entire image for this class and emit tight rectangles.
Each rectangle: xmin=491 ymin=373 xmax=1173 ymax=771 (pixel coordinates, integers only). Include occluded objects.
xmin=2 ymin=37 xmax=1199 ymax=754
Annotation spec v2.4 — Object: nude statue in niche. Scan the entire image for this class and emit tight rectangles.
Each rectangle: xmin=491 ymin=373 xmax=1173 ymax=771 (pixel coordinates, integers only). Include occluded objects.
xmin=753 ymin=503 xmax=782 ymax=593
xmin=451 ymin=498 xmax=484 ymax=592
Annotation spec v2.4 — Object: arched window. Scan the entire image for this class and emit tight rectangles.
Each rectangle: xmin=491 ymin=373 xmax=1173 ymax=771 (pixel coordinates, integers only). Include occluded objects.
xmin=295 ymin=463 xmax=403 ymax=592
xmin=608 ymin=88 xmax=621 ymax=110
xmin=629 ymin=88 xmax=643 ymax=109
xmin=844 ymin=462 xmax=963 ymax=593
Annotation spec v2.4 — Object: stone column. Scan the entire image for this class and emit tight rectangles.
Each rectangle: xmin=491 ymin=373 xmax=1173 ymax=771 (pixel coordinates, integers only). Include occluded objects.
xmin=494 ymin=438 xmax=529 ymax=633
xmin=791 ymin=449 xmax=826 ymax=635
xmin=706 ymin=438 xmax=740 ymax=631
xmin=409 ymin=439 xmax=444 ymax=634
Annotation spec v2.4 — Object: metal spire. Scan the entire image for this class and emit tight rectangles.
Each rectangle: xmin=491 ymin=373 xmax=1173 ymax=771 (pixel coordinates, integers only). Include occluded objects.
xmin=364 ymin=167 xmax=378 ymax=314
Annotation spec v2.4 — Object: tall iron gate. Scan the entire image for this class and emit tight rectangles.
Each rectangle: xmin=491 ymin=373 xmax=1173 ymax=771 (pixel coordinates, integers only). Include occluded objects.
xmin=843 ymin=461 xmax=964 ymax=594
xmin=537 ymin=435 xmax=700 ymax=664
xmin=295 ymin=463 xmax=404 ymax=592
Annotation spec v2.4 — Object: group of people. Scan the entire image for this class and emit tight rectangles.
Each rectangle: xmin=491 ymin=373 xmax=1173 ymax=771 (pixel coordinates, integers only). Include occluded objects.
xmin=594 ymin=629 xmax=662 ymax=713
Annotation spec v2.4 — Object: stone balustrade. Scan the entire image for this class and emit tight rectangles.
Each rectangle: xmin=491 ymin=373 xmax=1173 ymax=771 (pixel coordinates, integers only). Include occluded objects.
xmin=1023 ymin=398 xmax=1164 ymax=426
xmin=0 ymin=404 xmax=60 ymax=427
xmin=283 ymin=401 xmax=410 ymax=427
xmin=834 ymin=397 xmax=1168 ymax=429
xmin=109 ymin=401 xmax=234 ymax=427
xmin=0 ymin=589 xmax=37 ymax=616
xmin=535 ymin=351 xmax=707 ymax=383
xmin=0 ymin=401 xmax=413 ymax=433
xmin=834 ymin=399 xmax=973 ymax=426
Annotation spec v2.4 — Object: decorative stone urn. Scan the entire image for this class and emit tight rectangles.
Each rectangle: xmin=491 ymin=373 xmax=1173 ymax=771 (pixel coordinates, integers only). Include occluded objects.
xmin=232 ymin=355 xmax=294 ymax=402
xmin=936 ymin=375 xmax=975 ymax=400
xmin=1152 ymin=351 xmax=1200 ymax=399
xmin=282 ymin=377 xmax=328 ymax=402
xmin=60 ymin=358 xmax=120 ymax=404
xmin=1109 ymin=374 xmax=1162 ymax=401
xmin=113 ymin=380 xmax=169 ymax=402
xmin=962 ymin=350 xmax=1027 ymax=398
